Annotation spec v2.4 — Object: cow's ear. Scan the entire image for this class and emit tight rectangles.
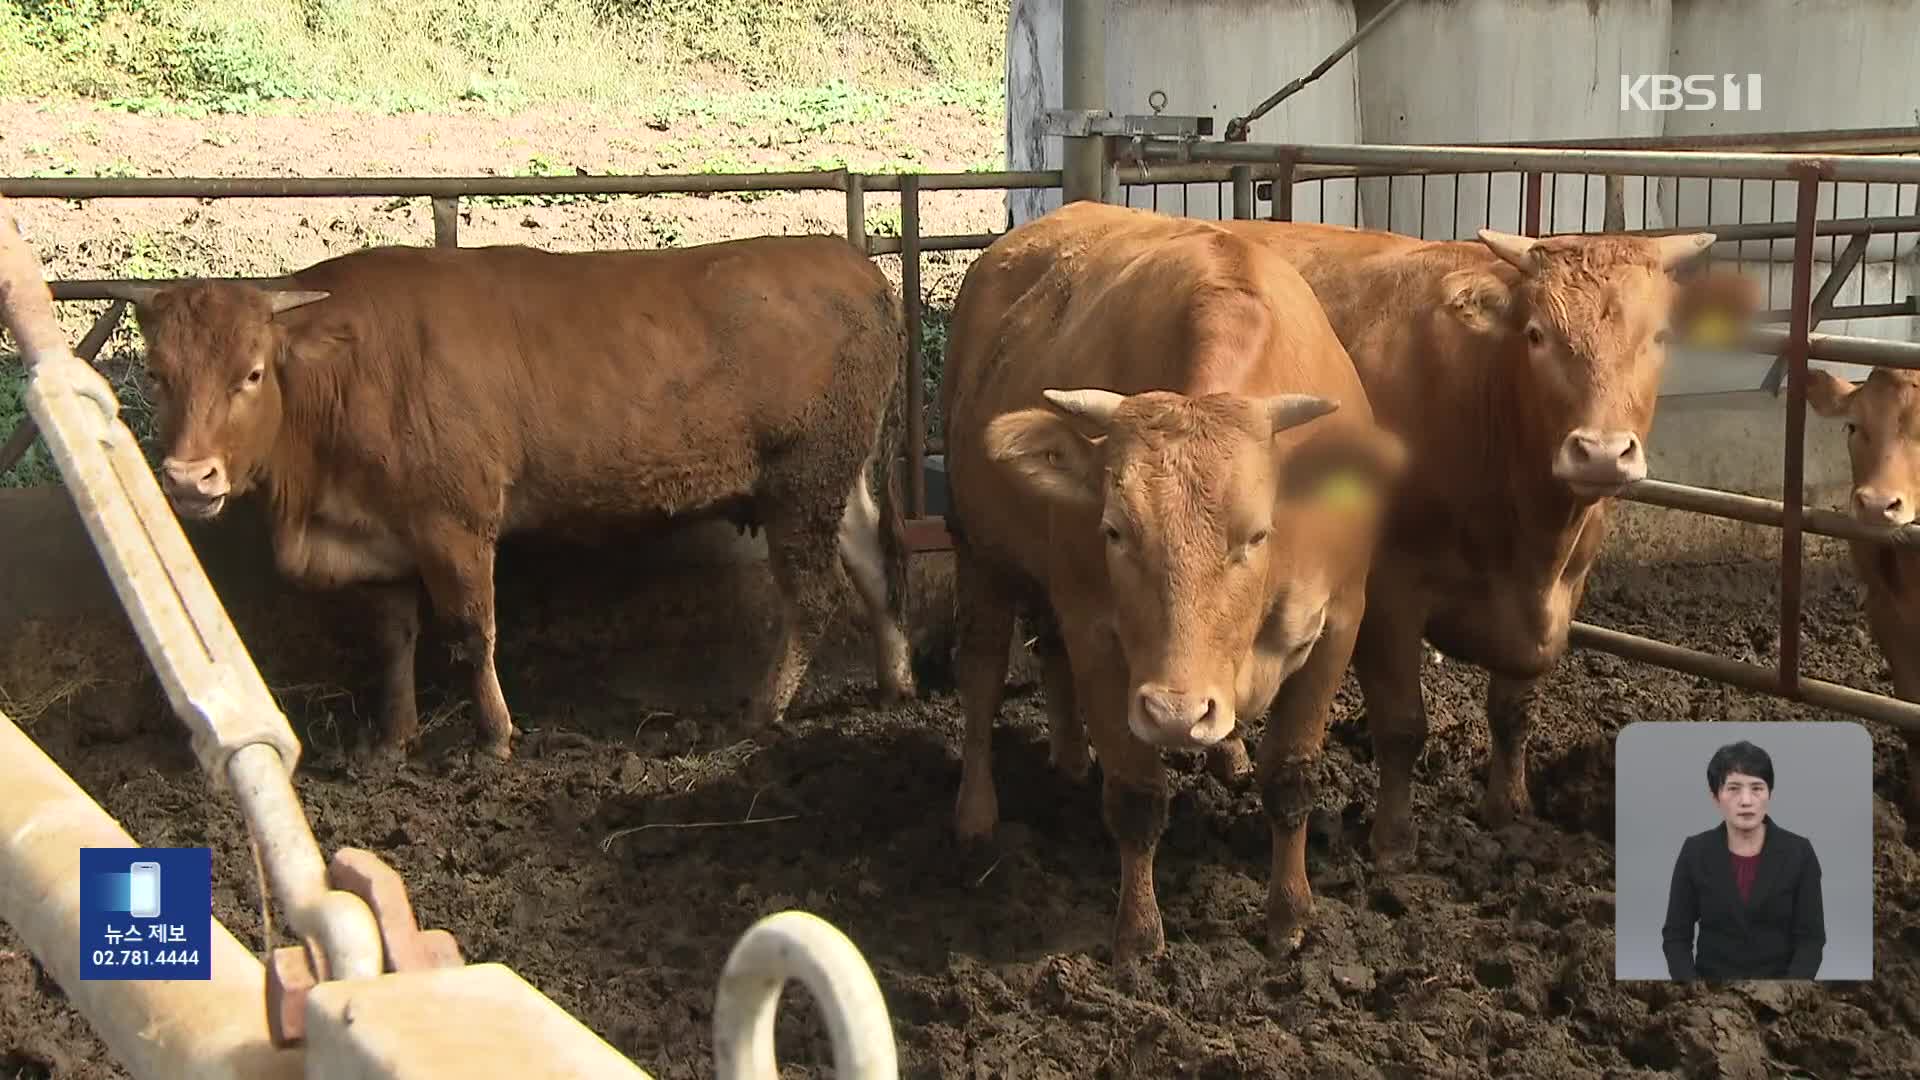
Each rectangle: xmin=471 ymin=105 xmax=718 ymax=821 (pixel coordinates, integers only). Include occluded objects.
xmin=267 ymin=290 xmax=330 ymax=317
xmin=1279 ymin=422 xmax=1406 ymax=515
xmin=1806 ymin=369 xmax=1858 ymax=419
xmin=1439 ymin=267 xmax=1514 ymax=334
xmin=984 ymin=407 xmax=1105 ymax=506
xmin=1670 ymin=268 xmax=1762 ymax=348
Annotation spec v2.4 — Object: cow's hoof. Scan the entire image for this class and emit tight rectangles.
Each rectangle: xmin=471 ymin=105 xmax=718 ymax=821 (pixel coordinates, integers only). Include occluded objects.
xmin=1206 ymin=739 xmax=1254 ymax=787
xmin=1369 ymin=819 xmax=1418 ymax=872
xmin=1048 ymin=742 xmax=1093 ymax=785
xmin=1480 ymin=788 xmax=1533 ymax=830
xmin=353 ymin=736 xmax=410 ymax=766
xmin=1110 ymin=912 xmax=1167 ymax=970
xmin=952 ymin=832 xmax=1003 ymax=889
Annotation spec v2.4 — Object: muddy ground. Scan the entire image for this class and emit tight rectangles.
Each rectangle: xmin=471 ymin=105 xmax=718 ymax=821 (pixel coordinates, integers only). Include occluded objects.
xmin=3 ymin=527 xmax=1919 ymax=1080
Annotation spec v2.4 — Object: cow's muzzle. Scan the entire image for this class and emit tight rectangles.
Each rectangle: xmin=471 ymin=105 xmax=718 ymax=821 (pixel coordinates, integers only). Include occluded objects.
xmin=1130 ymin=685 xmax=1234 ymax=749
xmin=1553 ymin=429 xmax=1647 ymax=497
xmin=1852 ymin=486 xmax=1915 ymax=529
xmin=161 ymin=456 xmax=231 ymax=520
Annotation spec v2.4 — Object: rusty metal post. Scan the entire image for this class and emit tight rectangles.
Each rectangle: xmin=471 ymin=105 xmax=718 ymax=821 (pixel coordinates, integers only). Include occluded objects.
xmin=845 ymin=173 xmax=867 ymax=255
xmin=1230 ymin=165 xmax=1254 ymax=220
xmin=900 ymin=174 xmax=926 ymax=520
xmin=1603 ymin=175 xmax=1626 ymax=232
xmin=1269 ymin=158 xmax=1295 ymax=221
xmin=431 ymin=197 xmax=459 ymax=248
xmin=1779 ymin=167 xmax=1824 ymax=695
xmin=1523 ymin=172 xmax=1544 ymax=236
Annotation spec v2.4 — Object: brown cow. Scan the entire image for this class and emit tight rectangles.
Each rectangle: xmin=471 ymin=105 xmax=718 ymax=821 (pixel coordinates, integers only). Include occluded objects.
xmin=942 ymin=201 xmax=1404 ymax=963
xmin=1807 ymin=366 xmax=1920 ymax=830
xmin=1220 ymin=218 xmax=1761 ymax=865
xmin=112 ymin=237 xmax=917 ymax=760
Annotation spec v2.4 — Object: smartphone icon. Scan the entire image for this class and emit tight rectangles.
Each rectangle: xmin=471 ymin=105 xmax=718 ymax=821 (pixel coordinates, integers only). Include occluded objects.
xmin=128 ymin=862 xmax=162 ymax=919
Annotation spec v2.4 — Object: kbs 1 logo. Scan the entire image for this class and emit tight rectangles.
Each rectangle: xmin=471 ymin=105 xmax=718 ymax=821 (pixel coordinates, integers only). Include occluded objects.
xmin=1620 ymin=74 xmax=1763 ymax=113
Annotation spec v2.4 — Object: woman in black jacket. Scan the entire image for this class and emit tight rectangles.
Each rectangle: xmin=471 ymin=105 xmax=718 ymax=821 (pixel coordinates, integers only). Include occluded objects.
xmin=1661 ymin=739 xmax=1826 ymax=980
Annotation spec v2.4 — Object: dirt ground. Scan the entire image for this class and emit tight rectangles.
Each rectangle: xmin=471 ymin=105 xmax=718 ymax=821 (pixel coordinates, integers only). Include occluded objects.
xmin=3 ymin=528 xmax=1919 ymax=1080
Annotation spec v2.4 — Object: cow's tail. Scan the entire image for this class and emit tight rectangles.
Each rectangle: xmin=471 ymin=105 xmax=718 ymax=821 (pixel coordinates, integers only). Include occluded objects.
xmin=874 ymin=303 xmax=912 ymax=632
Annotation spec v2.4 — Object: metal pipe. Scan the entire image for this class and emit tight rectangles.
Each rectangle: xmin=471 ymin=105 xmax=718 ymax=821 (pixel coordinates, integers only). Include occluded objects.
xmin=1743 ymin=325 xmax=1920 ymax=371
xmin=1628 ymin=213 xmax=1920 ymax=245
xmin=713 ymin=911 xmax=898 ymax=1080
xmin=900 ymin=175 xmax=927 ymax=520
xmin=1137 ymin=140 xmax=1920 ymax=184
xmin=845 ymin=173 xmax=867 ymax=255
xmin=1524 ymin=173 xmax=1543 ymax=237
xmin=1756 ymin=301 xmax=1919 ymax=325
xmin=863 ymin=233 xmax=1002 ymax=256
xmin=431 ymin=197 xmax=459 ymax=248
xmin=1 ymin=170 xmax=857 ymax=200
xmin=1230 ymin=166 xmax=1255 ymax=220
xmin=1618 ymin=478 xmax=1920 ymax=548
xmin=1780 ymin=171 xmax=1822 ymax=694
xmin=0 ymin=710 xmax=305 ymax=1080
xmin=226 ymin=744 xmax=384 ymax=982
xmin=1568 ymin=623 xmax=1920 ymax=734
xmin=1061 ymin=0 xmax=1109 ymax=204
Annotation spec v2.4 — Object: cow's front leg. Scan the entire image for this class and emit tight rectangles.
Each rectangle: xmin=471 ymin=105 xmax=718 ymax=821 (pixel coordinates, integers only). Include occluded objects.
xmin=359 ymin=579 xmax=423 ymax=759
xmin=1353 ymin=595 xmax=1429 ymax=869
xmin=1483 ymin=673 xmax=1539 ymax=828
xmin=1024 ymin=601 xmax=1090 ymax=783
xmin=1073 ymin=629 xmax=1168 ymax=965
xmin=416 ymin=525 xmax=516 ymax=761
xmin=1259 ymin=598 xmax=1360 ymax=957
xmin=952 ymin=537 xmax=1017 ymax=842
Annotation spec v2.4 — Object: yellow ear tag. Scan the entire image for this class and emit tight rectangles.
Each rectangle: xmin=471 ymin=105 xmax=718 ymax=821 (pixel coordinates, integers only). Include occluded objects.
xmin=1685 ymin=308 xmax=1736 ymax=348
xmin=1317 ymin=468 xmax=1373 ymax=511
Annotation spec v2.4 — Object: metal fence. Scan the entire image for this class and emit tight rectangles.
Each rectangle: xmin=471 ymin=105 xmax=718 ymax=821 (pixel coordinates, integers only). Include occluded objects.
xmin=6 ymin=126 xmax=1920 ymax=736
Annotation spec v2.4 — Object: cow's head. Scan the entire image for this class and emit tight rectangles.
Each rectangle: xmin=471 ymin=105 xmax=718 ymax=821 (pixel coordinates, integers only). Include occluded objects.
xmin=1808 ymin=367 xmax=1920 ymax=529
xmin=984 ymin=389 xmax=1402 ymax=750
xmin=118 ymin=281 xmax=330 ymax=520
xmin=1440 ymin=228 xmax=1760 ymax=500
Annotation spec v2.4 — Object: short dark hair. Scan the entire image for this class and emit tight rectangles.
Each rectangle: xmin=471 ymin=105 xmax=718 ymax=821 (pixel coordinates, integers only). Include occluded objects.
xmin=1707 ymin=740 xmax=1775 ymax=793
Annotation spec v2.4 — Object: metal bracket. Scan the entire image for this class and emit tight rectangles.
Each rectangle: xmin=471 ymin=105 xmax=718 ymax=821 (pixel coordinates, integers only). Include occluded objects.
xmin=1039 ymin=108 xmax=1213 ymax=140
xmin=266 ymin=848 xmax=466 ymax=1048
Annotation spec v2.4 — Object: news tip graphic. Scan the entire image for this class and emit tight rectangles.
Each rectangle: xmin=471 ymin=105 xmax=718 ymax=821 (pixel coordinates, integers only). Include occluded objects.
xmin=79 ymin=847 xmax=212 ymax=981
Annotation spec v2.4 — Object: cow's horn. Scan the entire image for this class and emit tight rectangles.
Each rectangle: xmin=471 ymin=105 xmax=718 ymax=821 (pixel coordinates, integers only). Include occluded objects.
xmin=1042 ymin=388 xmax=1124 ymax=429
xmin=1265 ymin=394 xmax=1338 ymax=435
xmin=1477 ymin=228 xmax=1539 ymax=271
xmin=268 ymin=289 xmax=331 ymax=314
xmin=1653 ymin=232 xmax=1718 ymax=268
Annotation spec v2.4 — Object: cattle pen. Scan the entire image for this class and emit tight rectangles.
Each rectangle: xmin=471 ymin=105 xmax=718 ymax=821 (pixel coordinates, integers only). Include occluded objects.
xmin=6 ymin=125 xmax=1920 ymax=1074
xmin=8 ymin=127 xmax=1920 ymax=733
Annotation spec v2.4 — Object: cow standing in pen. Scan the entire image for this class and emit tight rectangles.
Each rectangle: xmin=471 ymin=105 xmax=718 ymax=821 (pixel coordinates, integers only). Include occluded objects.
xmin=114 ymin=236 xmax=917 ymax=761
xmin=1220 ymin=218 xmax=1762 ymax=865
xmin=941 ymin=200 xmax=1405 ymax=964
xmin=1807 ymin=366 xmax=1920 ymax=837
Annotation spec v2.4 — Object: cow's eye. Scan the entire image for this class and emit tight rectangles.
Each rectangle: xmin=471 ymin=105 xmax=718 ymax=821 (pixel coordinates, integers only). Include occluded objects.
xmin=245 ymin=368 xmax=264 ymax=386
xmin=1526 ymin=324 xmax=1545 ymax=347
xmin=1845 ymin=422 xmax=1858 ymax=436
xmin=1101 ymin=522 xmax=1122 ymax=544
xmin=1246 ymin=529 xmax=1269 ymax=548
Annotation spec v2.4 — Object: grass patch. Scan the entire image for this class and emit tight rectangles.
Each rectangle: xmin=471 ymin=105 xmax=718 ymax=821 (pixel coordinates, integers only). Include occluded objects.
xmin=0 ymin=0 xmax=1007 ymax=113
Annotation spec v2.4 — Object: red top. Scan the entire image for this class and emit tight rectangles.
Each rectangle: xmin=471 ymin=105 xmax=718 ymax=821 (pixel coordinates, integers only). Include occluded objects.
xmin=1732 ymin=851 xmax=1761 ymax=902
